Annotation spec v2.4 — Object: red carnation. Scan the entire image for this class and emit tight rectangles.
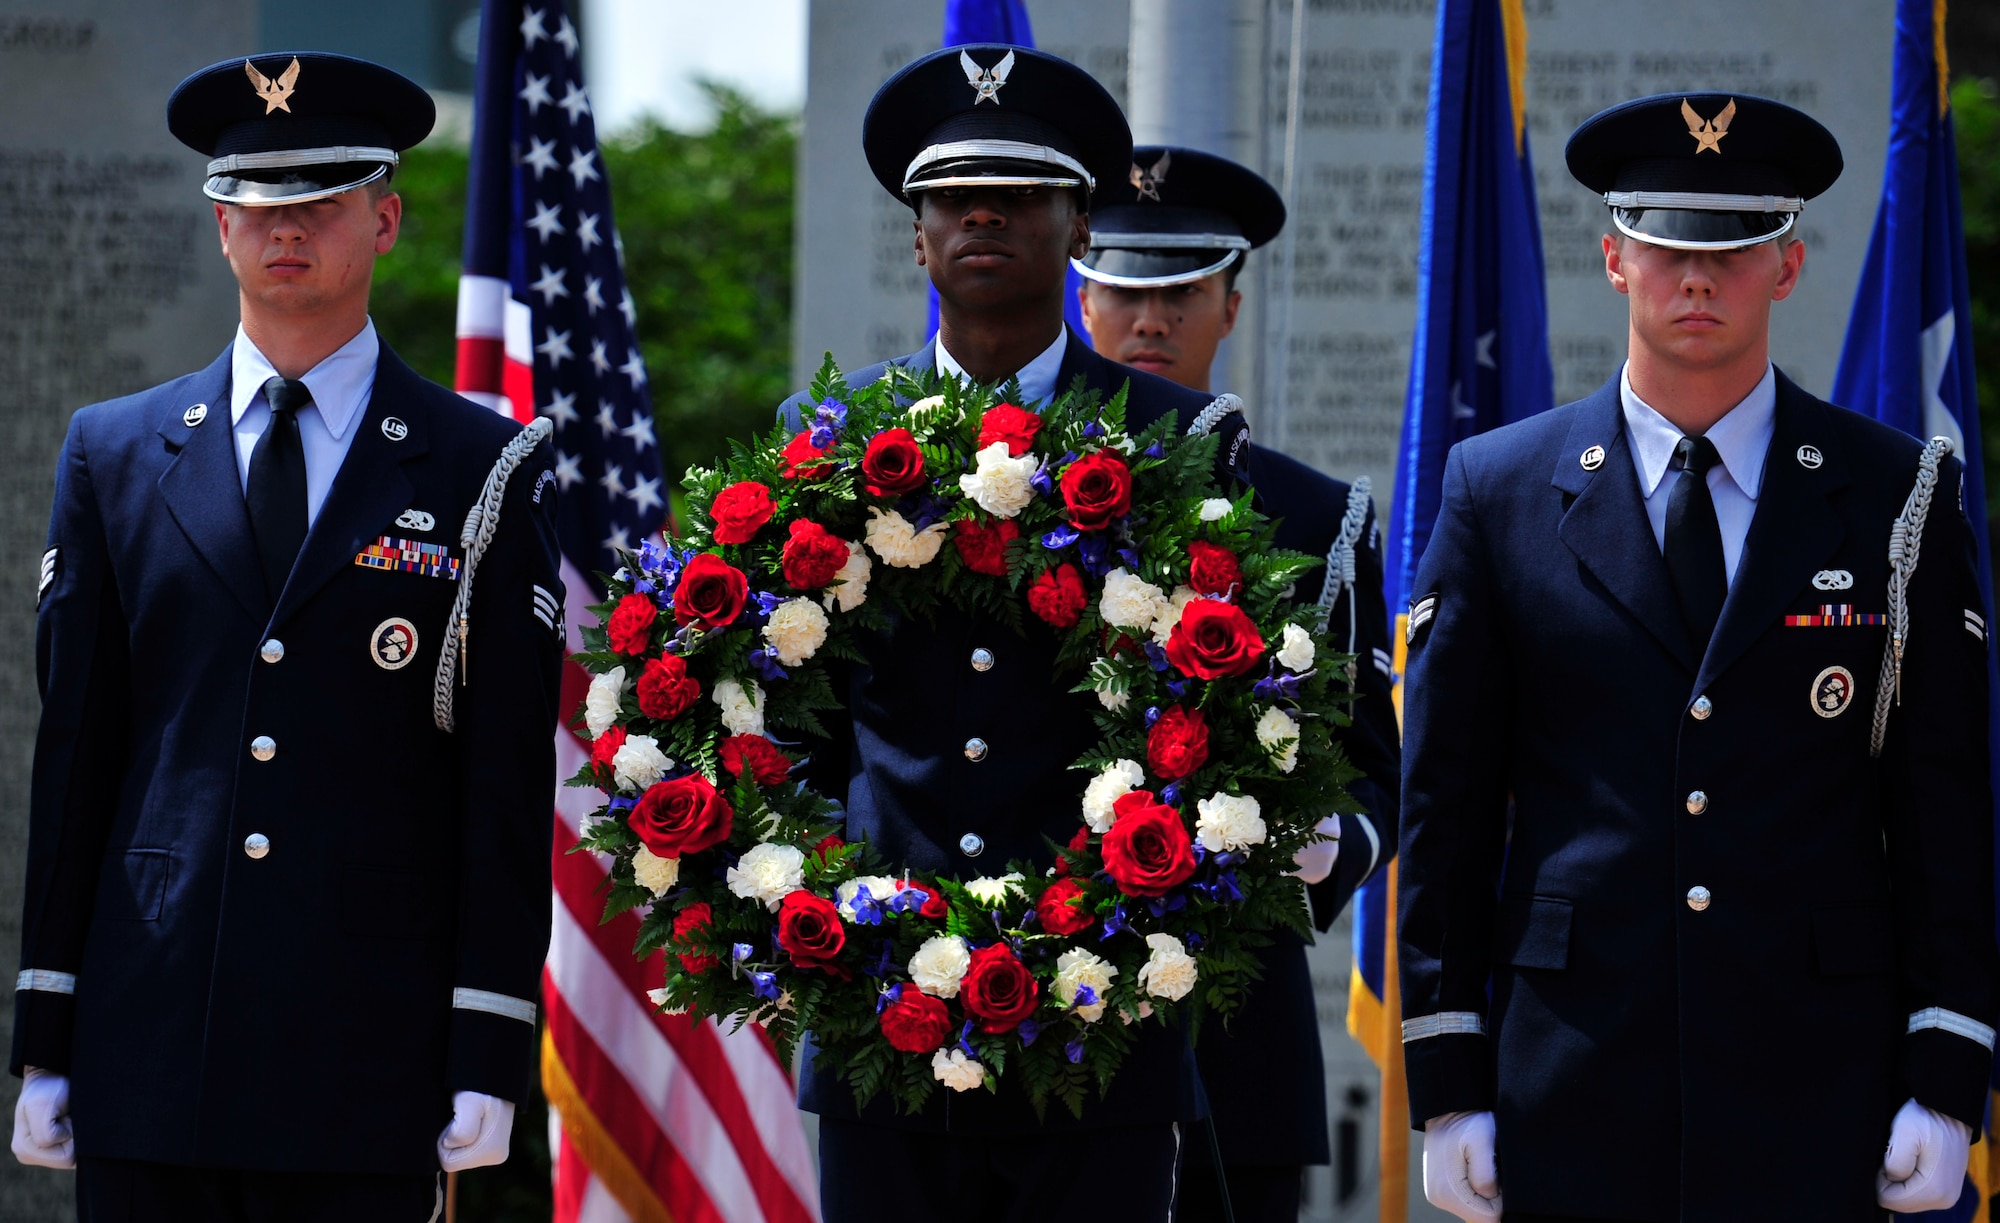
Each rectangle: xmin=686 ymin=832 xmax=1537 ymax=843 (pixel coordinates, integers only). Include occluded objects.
xmin=719 ymin=734 xmax=793 ymax=786
xmin=671 ymin=902 xmax=720 ymax=975
xmin=1101 ymin=791 xmax=1198 ymax=898
xmin=895 ymin=876 xmax=948 ymax=919
xmin=953 ymin=518 xmax=1020 ymax=577
xmin=1036 ymin=876 xmax=1096 ymax=936
xmin=861 ymin=428 xmax=927 ymax=497
xmin=636 ymin=652 xmax=702 ymax=721
xmin=1054 ymin=824 xmax=1091 ymax=878
xmin=1060 ymin=450 xmax=1133 ymax=531
xmin=781 ymin=520 xmax=850 ymax=590
xmin=780 ymin=431 xmax=834 ymax=480
xmin=1187 ymin=541 xmax=1244 ymax=599
xmin=606 ymin=593 xmax=658 ymax=655
xmin=959 ymin=943 xmax=1040 ymax=1034
xmin=589 ymin=725 xmax=627 ymax=776
xmin=977 ymin=403 xmax=1043 ymax=456
xmin=672 ymin=553 xmax=749 ymax=629
xmin=776 ymin=890 xmax=846 ymax=973
xmin=630 ymin=773 xmax=734 ymax=859
xmin=710 ymin=481 xmax=775 ymax=545
xmin=1147 ymin=705 xmax=1210 ymax=780
xmin=1027 ymin=563 xmax=1088 ymax=629
xmin=1165 ymin=599 xmax=1267 ymax=680
xmin=879 ymin=987 xmax=953 ymax=1054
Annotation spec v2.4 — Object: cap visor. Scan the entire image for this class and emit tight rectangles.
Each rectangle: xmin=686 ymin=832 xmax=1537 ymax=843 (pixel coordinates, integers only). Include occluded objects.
xmin=204 ymin=163 xmax=389 ymax=206
xmin=1610 ymin=206 xmax=1794 ymax=251
xmin=1074 ymin=248 xmax=1239 ymax=289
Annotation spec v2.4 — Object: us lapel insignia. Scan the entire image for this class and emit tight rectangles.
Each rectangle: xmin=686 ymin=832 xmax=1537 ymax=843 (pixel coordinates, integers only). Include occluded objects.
xmin=1681 ymin=97 xmax=1735 ymax=154
xmin=356 ymin=535 xmax=461 ymax=580
xmin=182 ymin=403 xmax=209 ymax=427
xmin=1407 ymin=592 xmax=1438 ymax=644
xmin=396 ymin=508 xmax=436 ymax=532
xmin=961 ymin=49 xmax=1015 ymax=105
xmin=1786 ymin=604 xmax=1885 ymax=627
xmin=1579 ymin=444 xmax=1605 ymax=471
xmin=381 ymin=417 xmax=410 ymax=442
xmin=1796 ymin=444 xmax=1824 ymax=469
xmin=370 ymin=617 xmax=418 ymax=671
xmin=1811 ymin=569 xmax=1853 ymax=591
xmin=1811 ymin=665 xmax=1855 ymax=718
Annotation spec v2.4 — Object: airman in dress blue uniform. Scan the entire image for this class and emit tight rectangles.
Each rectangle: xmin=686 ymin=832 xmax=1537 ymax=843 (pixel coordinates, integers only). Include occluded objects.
xmin=9 ymin=53 xmax=563 ymax=1221
xmin=1076 ymin=145 xmax=1402 ymax=1223
xmin=1398 ymin=94 xmax=2000 ymax=1223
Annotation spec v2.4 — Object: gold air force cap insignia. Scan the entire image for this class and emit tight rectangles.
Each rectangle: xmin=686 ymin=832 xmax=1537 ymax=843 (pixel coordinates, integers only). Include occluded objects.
xmin=1681 ymin=97 xmax=1736 ymax=154
xmin=960 ymin=48 xmax=1015 ymax=105
xmin=244 ymin=56 xmax=301 ymax=115
xmin=1130 ymin=150 xmax=1171 ymax=202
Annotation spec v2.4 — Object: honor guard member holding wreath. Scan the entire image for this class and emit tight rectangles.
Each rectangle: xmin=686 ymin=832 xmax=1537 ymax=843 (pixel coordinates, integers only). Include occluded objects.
xmin=782 ymin=46 xmax=1253 ymax=1223
xmin=1398 ymin=93 xmax=2000 ymax=1223
xmin=1075 ymin=145 xmax=1401 ymax=1222
xmin=9 ymin=53 xmax=563 ymax=1219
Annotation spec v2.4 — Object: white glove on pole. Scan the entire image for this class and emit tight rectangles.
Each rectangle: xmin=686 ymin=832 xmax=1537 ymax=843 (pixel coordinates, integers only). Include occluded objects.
xmin=1290 ymin=814 xmax=1342 ymax=884
xmin=437 ymin=1090 xmax=515 ymax=1173
xmin=11 ymin=1067 xmax=74 ymax=1170
xmin=1423 ymin=1110 xmax=1502 ymax=1220
xmin=1878 ymin=1096 xmax=1971 ymax=1213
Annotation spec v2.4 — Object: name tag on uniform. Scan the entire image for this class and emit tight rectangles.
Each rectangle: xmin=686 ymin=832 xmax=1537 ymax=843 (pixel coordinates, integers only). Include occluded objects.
xmin=1783 ymin=604 xmax=1884 ymax=627
xmin=355 ymin=535 xmax=461 ymax=580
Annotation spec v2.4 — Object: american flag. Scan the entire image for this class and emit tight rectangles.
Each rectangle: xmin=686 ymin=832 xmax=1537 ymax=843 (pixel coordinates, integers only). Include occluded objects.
xmin=456 ymin=4 xmax=819 ymax=1220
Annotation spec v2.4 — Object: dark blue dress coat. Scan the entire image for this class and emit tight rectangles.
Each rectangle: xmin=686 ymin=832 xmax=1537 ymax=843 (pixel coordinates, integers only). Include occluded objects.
xmin=12 ymin=344 xmax=564 ymax=1175
xmin=1397 ymin=372 xmax=2000 ymax=1221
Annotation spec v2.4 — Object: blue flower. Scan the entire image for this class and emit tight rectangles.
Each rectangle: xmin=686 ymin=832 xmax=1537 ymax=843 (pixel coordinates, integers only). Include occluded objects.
xmin=731 ymin=942 xmax=753 ymax=965
xmin=747 ymin=647 xmax=789 ymax=683
xmin=1143 ymin=642 xmax=1170 ymax=673
xmin=1253 ymin=670 xmax=1304 ymax=701
xmin=1143 ymin=441 xmax=1165 ymax=458
xmin=958 ymin=1021 xmax=979 ymax=1058
xmin=1164 ymin=677 xmax=1187 ymax=699
xmin=749 ymin=971 xmax=780 ymax=1000
xmin=1212 ymin=871 xmax=1243 ymax=904
xmin=1116 ymin=547 xmax=1140 ymax=569
xmin=1078 ymin=533 xmax=1113 ymax=577
xmin=1186 ymin=931 xmax=1205 ymax=951
xmin=1042 ymin=524 xmax=1081 ymax=550
xmin=1082 ymin=420 xmax=1104 ymax=439
xmin=1066 ymin=1039 xmax=1086 ymax=1064
xmin=1018 ymin=1019 xmax=1041 ymax=1047
xmin=1030 ymin=462 xmax=1056 ymax=496
xmin=886 ymin=885 xmax=930 ymax=915
xmin=607 ymin=796 xmax=638 ymax=814
xmin=848 ymin=884 xmax=886 ymax=927
xmin=875 ymin=982 xmax=903 ymax=1013
xmin=1162 ymin=782 xmax=1181 ymax=806
xmin=809 ymin=398 xmax=848 ymax=448
xmin=1073 ymin=984 xmax=1098 ymax=1008
xmin=1100 ymin=901 xmax=1128 ymax=940
xmin=1144 ymin=706 xmax=1162 ymax=728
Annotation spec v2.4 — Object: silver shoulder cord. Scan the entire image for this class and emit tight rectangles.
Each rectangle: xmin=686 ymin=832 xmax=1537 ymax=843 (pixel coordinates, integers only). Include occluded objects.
xmin=1185 ymin=392 xmax=1245 ymax=439
xmin=433 ymin=416 xmax=556 ymax=733
xmin=1870 ymin=435 xmax=1954 ymax=758
xmin=1318 ymin=476 xmax=1373 ymax=661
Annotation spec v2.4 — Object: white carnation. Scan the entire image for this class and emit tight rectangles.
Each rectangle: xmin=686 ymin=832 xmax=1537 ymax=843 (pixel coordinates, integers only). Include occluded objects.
xmin=1081 ymin=759 xmax=1146 ymax=834
xmin=1138 ymin=932 xmax=1199 ymax=1001
xmin=1195 ymin=792 xmax=1267 ymax=854
xmin=836 ymin=875 xmax=900 ymax=921
xmin=1097 ymin=687 xmax=1130 ymax=712
xmin=932 ymin=1047 xmax=986 ymax=1092
xmin=1099 ymin=568 xmax=1168 ymax=632
xmin=631 ymin=846 xmax=681 ymax=896
xmin=1198 ymin=498 xmax=1233 ymax=522
xmin=645 ymin=986 xmax=689 ymax=1016
xmin=763 ymin=598 xmax=829 ymax=666
xmin=713 ymin=677 xmax=766 ymax=736
xmin=864 ymin=507 xmax=948 ymax=569
xmin=1149 ymin=586 xmax=1201 ymax=645
xmin=906 ymin=393 xmax=952 ymax=428
xmin=1053 ymin=947 xmax=1119 ymax=1023
xmin=908 ymin=934 xmax=972 ymax=998
xmin=726 ymin=842 xmax=806 ymax=910
xmin=822 ymin=540 xmax=873 ymax=612
xmin=1277 ymin=623 xmax=1316 ymax=672
xmin=1255 ymin=705 xmax=1301 ymax=773
xmin=611 ymin=734 xmax=672 ymax=793
xmin=585 ymin=666 xmax=627 ymax=737
xmin=963 ymin=872 xmax=1026 ymax=907
xmin=957 ymin=441 xmax=1040 ymax=519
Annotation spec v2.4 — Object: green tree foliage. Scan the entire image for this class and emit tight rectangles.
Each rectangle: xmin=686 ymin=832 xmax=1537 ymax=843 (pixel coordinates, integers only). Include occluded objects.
xmin=1956 ymin=77 xmax=2000 ymax=510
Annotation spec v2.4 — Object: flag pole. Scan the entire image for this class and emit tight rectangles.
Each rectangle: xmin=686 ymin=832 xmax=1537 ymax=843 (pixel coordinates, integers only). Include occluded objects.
xmin=445 ymin=1170 xmax=458 ymax=1223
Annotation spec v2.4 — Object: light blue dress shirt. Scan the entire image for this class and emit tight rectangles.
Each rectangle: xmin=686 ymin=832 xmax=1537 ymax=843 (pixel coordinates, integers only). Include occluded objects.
xmin=1620 ymin=362 xmax=1777 ymax=586
xmin=229 ymin=319 xmax=380 ymax=526
xmin=936 ymin=327 xmax=1068 ymax=407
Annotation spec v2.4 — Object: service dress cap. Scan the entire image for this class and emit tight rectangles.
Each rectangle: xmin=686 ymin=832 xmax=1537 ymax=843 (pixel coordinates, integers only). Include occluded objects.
xmin=1565 ymin=92 xmax=1842 ymax=251
xmin=863 ymin=44 xmax=1131 ymax=207
xmin=1074 ymin=145 xmax=1287 ymax=288
xmin=167 ymin=51 xmax=436 ymax=206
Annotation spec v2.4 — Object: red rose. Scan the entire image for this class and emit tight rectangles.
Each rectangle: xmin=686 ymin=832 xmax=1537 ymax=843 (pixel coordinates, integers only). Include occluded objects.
xmin=671 ymin=902 xmax=720 ymax=974
xmin=781 ymin=520 xmax=850 ymax=590
xmin=780 ymin=431 xmax=834 ymax=480
xmin=1060 ymin=450 xmax=1132 ymax=531
xmin=1036 ymin=876 xmax=1095 ymax=935
xmin=776 ymin=890 xmax=846 ymax=973
xmin=895 ymin=876 xmax=948 ymax=919
xmin=812 ymin=833 xmax=846 ymax=861
xmin=952 ymin=518 xmax=1020 ymax=577
xmin=636 ymin=652 xmax=701 ymax=721
xmin=1147 ymin=705 xmax=1210 ymax=780
xmin=1165 ymin=599 xmax=1267 ymax=680
xmin=672 ymin=553 xmax=749 ymax=629
xmin=977 ymin=403 xmax=1043 ymax=456
xmin=879 ymin=987 xmax=953 ymax=1054
xmin=1187 ymin=541 xmax=1244 ymax=599
xmin=630 ymin=773 xmax=734 ymax=859
xmin=1027 ymin=563 xmax=1088 ymax=629
xmin=606 ymin=593 xmax=658 ymax=655
xmin=719 ymin=733 xmax=793 ymax=785
xmin=710 ymin=481 xmax=775 ymax=545
xmin=861 ymin=428 xmax=927 ymax=497
xmin=959 ymin=943 xmax=1040 ymax=1034
xmin=589 ymin=725 xmax=627 ymax=776
xmin=1101 ymin=791 xmax=1198 ymax=897
xmin=1054 ymin=824 xmax=1091 ymax=878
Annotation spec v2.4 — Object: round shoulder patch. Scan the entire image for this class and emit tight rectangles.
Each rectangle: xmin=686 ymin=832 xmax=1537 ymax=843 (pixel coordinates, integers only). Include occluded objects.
xmin=371 ymin=617 xmax=419 ymax=670
xmin=1811 ymin=665 xmax=1854 ymax=718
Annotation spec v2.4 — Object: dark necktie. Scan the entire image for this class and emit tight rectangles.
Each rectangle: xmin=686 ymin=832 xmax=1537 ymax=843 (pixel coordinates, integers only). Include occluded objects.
xmin=1665 ymin=434 xmax=1728 ymax=647
xmin=248 ymin=375 xmax=310 ymax=605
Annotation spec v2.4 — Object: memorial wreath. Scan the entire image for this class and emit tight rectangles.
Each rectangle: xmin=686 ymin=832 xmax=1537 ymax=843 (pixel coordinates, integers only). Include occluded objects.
xmin=569 ymin=358 xmax=1363 ymax=1116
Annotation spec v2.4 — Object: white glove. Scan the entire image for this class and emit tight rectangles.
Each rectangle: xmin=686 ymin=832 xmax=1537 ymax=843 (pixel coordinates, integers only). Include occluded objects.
xmin=11 ymin=1067 xmax=74 ymax=1170
xmin=1878 ymin=1096 xmax=1971 ymax=1212
xmin=437 ymin=1090 xmax=515 ymax=1173
xmin=1423 ymin=1110 xmax=1502 ymax=1220
xmin=1290 ymin=814 xmax=1342 ymax=884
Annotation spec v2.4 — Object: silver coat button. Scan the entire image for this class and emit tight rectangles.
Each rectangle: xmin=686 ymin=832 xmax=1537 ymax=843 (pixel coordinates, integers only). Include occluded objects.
xmin=244 ymin=833 xmax=270 ymax=860
xmin=1686 ymin=885 xmax=1711 ymax=912
xmin=251 ymin=735 xmax=277 ymax=762
xmin=959 ymin=832 xmax=985 ymax=857
xmin=964 ymin=737 xmax=988 ymax=762
xmin=1685 ymin=790 xmax=1707 ymax=815
xmin=1690 ymin=695 xmax=1712 ymax=720
xmin=970 ymin=648 xmax=995 ymax=672
xmin=260 ymin=639 xmax=284 ymax=664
